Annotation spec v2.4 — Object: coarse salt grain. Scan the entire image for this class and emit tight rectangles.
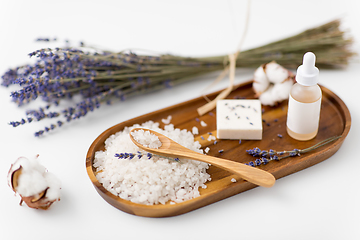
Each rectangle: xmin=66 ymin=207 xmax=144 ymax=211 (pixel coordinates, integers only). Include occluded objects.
xmin=93 ymin=121 xmax=211 ymax=205
xmin=200 ymin=121 xmax=207 ymax=127
xmin=207 ymin=135 xmax=216 ymax=141
xmin=192 ymin=126 xmax=199 ymax=135
xmin=204 ymin=147 xmax=210 ymax=153
xmin=231 ymin=178 xmax=237 ymax=183
xmin=161 ymin=115 xmax=172 ymax=125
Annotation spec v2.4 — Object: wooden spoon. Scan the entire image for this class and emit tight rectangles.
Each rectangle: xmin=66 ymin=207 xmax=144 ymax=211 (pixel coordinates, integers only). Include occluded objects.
xmin=129 ymin=128 xmax=275 ymax=188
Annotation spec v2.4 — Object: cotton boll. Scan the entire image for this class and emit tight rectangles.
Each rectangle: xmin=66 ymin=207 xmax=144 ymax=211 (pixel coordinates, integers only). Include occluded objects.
xmin=44 ymin=172 xmax=62 ymax=201
xmin=16 ymin=170 xmax=48 ymax=197
xmin=259 ymin=85 xmax=277 ymax=106
xmin=252 ymin=61 xmax=295 ymax=106
xmin=253 ymin=65 xmax=270 ymax=95
xmin=259 ymin=79 xmax=293 ymax=106
xmin=265 ymin=61 xmax=290 ymax=84
xmin=271 ymin=79 xmax=294 ymax=101
xmin=8 ymin=156 xmax=61 ymax=210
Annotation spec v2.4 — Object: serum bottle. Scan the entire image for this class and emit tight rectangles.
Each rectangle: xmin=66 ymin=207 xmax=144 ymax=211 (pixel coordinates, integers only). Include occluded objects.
xmin=286 ymin=52 xmax=322 ymax=141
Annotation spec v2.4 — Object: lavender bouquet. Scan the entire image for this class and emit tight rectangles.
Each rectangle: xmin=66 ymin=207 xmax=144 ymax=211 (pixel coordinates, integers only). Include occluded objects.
xmin=1 ymin=19 xmax=355 ymax=137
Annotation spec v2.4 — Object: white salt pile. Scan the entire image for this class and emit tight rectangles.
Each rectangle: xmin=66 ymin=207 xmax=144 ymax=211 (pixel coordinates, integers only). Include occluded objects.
xmin=130 ymin=129 xmax=162 ymax=149
xmin=93 ymin=121 xmax=211 ymax=205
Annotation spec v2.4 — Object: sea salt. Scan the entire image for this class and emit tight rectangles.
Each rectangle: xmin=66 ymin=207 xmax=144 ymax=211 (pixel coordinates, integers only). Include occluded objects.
xmin=130 ymin=129 xmax=162 ymax=149
xmin=192 ymin=126 xmax=199 ymax=135
xmin=200 ymin=120 xmax=207 ymax=127
xmin=207 ymin=135 xmax=216 ymax=141
xmin=204 ymin=147 xmax=210 ymax=153
xmin=93 ymin=121 xmax=211 ymax=205
xmin=161 ymin=115 xmax=172 ymax=125
xmin=231 ymin=178 xmax=237 ymax=183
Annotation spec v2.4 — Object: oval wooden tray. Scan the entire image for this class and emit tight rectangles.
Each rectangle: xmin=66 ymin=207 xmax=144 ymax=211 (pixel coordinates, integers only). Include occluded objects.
xmin=86 ymin=80 xmax=351 ymax=217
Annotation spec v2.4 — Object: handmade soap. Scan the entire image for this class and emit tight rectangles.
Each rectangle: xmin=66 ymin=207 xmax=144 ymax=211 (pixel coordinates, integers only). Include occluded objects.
xmin=216 ymin=99 xmax=262 ymax=140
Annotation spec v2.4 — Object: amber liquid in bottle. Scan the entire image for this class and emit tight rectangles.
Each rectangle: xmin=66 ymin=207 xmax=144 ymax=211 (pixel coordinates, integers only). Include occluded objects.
xmin=286 ymin=83 xmax=322 ymax=141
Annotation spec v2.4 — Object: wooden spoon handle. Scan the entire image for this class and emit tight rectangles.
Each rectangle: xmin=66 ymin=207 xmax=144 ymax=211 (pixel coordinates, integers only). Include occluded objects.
xmin=179 ymin=151 xmax=275 ymax=188
xmin=129 ymin=128 xmax=275 ymax=187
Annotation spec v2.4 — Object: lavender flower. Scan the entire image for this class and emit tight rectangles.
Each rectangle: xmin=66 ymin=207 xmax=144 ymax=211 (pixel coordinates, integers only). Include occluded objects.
xmin=115 ymin=151 xmax=180 ymax=162
xmin=2 ymin=20 xmax=355 ymax=137
xmin=245 ymin=135 xmax=341 ymax=167
xmin=3 ymin=44 xmax=224 ymax=137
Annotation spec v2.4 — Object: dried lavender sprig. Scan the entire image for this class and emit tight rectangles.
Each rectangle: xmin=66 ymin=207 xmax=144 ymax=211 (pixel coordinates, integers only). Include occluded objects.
xmin=12 ymin=72 xmax=208 ymax=137
xmin=6 ymin=47 xmax=222 ymax=108
xmin=2 ymin=19 xmax=355 ymax=137
xmin=11 ymin=85 xmax=120 ymax=137
xmin=245 ymin=135 xmax=342 ymax=167
xmin=202 ymin=19 xmax=355 ymax=69
xmin=115 ymin=152 xmax=180 ymax=162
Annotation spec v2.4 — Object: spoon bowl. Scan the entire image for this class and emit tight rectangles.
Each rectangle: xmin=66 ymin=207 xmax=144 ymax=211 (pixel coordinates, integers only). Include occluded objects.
xmin=130 ymin=128 xmax=276 ymax=188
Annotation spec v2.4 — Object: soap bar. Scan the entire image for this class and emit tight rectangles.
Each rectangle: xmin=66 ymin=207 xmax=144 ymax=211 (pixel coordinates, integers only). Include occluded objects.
xmin=216 ymin=99 xmax=262 ymax=140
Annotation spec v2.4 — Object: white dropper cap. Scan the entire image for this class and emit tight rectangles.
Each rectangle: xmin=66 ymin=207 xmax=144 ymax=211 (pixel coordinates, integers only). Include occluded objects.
xmin=296 ymin=52 xmax=319 ymax=86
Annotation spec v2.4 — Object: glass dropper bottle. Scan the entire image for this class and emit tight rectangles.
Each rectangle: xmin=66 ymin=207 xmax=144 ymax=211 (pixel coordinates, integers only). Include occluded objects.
xmin=286 ymin=52 xmax=322 ymax=141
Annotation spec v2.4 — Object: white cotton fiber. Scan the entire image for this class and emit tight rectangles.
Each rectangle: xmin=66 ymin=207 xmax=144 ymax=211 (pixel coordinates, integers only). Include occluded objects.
xmin=9 ymin=156 xmax=61 ymax=201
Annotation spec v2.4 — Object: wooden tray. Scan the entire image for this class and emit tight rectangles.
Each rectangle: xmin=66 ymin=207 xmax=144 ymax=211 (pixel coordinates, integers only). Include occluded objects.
xmin=86 ymin=80 xmax=351 ymax=217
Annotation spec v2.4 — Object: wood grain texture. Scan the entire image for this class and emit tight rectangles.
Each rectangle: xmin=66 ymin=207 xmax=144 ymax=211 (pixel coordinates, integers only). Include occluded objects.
xmin=86 ymin=80 xmax=351 ymax=217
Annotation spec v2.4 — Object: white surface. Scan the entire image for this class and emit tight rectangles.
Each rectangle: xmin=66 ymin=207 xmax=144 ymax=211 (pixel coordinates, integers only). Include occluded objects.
xmin=1 ymin=0 xmax=359 ymax=239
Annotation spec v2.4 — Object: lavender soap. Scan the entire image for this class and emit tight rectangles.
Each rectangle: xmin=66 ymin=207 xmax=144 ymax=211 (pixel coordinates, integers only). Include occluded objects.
xmin=216 ymin=99 xmax=263 ymax=140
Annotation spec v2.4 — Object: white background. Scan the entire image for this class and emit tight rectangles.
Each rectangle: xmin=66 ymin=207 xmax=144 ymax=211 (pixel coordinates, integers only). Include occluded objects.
xmin=1 ymin=0 xmax=359 ymax=239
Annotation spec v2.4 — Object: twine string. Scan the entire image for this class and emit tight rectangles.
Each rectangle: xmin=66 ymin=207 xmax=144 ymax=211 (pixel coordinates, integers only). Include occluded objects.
xmin=197 ymin=0 xmax=251 ymax=116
